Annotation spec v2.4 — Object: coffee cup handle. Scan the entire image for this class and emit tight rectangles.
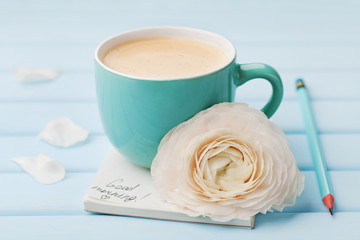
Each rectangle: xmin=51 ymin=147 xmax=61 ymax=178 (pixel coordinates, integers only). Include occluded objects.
xmin=235 ymin=63 xmax=283 ymax=118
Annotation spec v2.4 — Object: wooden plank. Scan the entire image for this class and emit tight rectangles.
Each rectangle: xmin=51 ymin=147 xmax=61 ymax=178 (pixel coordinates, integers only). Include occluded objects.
xmin=0 ymin=171 xmax=358 ymax=215
xmin=0 ymin=72 xmax=97 ymax=101
xmin=1 ymin=44 xmax=359 ymax=72
xmin=1 ymin=100 xmax=359 ymax=135
xmin=1 ymin=0 xmax=359 ymax=37
xmin=0 ymin=172 xmax=94 ymax=215
xmin=0 ymin=136 xmax=111 ymax=172
xmin=2 ymin=0 xmax=359 ymax=13
xmin=1 ymin=72 xmax=359 ymax=101
xmin=1 ymin=18 xmax=360 ymax=44
xmin=0 ymin=213 xmax=359 ymax=240
xmin=268 ymin=100 xmax=360 ymax=133
xmin=288 ymin=134 xmax=360 ymax=171
xmin=1 ymin=23 xmax=360 ymax=45
xmin=0 ymin=45 xmax=93 ymax=71
xmin=236 ymin=72 xmax=360 ymax=101
xmin=1 ymin=134 xmax=359 ymax=172
xmin=0 ymin=102 xmax=104 ymax=134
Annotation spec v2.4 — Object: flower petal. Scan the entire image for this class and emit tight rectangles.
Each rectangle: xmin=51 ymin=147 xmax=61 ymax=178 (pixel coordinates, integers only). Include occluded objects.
xmin=151 ymin=102 xmax=305 ymax=221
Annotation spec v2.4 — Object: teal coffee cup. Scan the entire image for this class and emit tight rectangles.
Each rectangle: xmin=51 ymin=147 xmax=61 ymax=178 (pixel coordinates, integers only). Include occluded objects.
xmin=95 ymin=27 xmax=283 ymax=168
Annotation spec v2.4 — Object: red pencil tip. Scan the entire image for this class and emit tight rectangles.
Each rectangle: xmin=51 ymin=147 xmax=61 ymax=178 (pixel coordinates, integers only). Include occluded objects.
xmin=329 ymin=208 xmax=334 ymax=215
xmin=322 ymin=194 xmax=334 ymax=213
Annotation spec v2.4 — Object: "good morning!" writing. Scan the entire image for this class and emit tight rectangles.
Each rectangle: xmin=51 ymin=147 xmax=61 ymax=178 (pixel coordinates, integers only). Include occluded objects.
xmin=91 ymin=178 xmax=151 ymax=203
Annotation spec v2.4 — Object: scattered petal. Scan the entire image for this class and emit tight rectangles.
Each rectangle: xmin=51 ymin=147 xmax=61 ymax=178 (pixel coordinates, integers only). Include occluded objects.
xmin=11 ymin=154 xmax=65 ymax=184
xmin=39 ymin=118 xmax=89 ymax=147
xmin=13 ymin=68 xmax=61 ymax=83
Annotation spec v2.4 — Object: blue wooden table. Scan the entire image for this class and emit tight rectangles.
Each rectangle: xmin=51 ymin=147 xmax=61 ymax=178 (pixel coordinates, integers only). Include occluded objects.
xmin=1 ymin=0 xmax=360 ymax=239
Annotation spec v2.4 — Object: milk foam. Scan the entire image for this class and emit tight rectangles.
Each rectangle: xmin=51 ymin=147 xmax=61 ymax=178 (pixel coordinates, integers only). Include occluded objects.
xmin=102 ymin=37 xmax=230 ymax=79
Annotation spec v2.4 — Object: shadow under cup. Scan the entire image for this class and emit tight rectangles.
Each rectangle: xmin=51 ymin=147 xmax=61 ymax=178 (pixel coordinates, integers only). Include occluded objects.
xmin=95 ymin=27 xmax=283 ymax=169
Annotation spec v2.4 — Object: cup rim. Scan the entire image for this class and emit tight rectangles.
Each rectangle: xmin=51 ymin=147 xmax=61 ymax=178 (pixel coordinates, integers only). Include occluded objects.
xmin=94 ymin=26 xmax=236 ymax=81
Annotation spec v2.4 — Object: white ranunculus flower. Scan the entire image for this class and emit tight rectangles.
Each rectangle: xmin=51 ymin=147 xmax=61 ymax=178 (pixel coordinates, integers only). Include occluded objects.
xmin=151 ymin=102 xmax=304 ymax=222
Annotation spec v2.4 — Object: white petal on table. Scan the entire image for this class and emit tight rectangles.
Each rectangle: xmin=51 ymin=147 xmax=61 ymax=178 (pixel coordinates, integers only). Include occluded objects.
xmin=39 ymin=118 xmax=89 ymax=147
xmin=10 ymin=154 xmax=65 ymax=184
xmin=13 ymin=68 xmax=61 ymax=82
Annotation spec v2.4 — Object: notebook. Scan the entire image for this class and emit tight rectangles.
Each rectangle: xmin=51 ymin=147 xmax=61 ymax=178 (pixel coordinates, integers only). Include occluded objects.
xmin=83 ymin=148 xmax=255 ymax=228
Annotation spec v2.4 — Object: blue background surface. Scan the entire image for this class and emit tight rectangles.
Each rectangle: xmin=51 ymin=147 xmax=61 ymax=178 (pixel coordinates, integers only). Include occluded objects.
xmin=1 ymin=0 xmax=360 ymax=239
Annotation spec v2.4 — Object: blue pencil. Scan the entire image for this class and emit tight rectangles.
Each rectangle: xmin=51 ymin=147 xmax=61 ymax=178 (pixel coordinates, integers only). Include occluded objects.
xmin=296 ymin=78 xmax=334 ymax=215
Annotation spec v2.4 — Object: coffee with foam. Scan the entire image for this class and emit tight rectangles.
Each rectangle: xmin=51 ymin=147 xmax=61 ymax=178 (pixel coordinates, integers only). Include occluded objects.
xmin=102 ymin=37 xmax=230 ymax=79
